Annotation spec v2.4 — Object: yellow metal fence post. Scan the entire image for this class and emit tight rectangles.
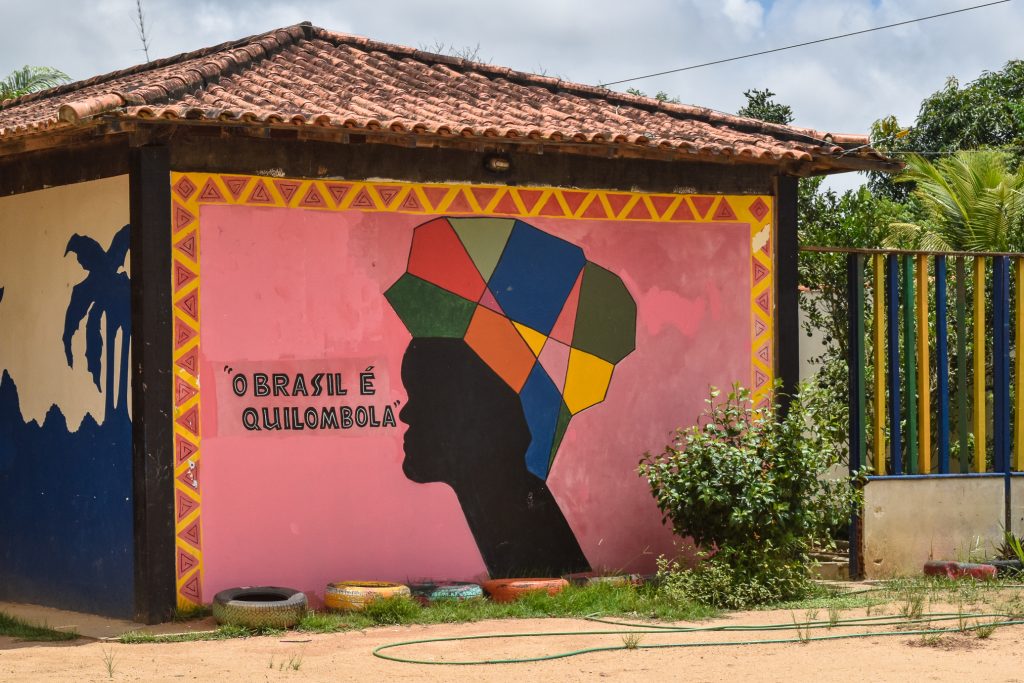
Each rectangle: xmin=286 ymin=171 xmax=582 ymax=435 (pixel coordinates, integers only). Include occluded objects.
xmin=974 ymin=256 xmax=987 ymax=473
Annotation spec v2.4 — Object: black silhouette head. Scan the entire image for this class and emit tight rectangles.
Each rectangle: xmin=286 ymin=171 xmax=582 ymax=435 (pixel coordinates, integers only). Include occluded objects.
xmin=400 ymin=338 xmax=530 ymax=486
xmin=398 ymin=336 xmax=588 ymax=576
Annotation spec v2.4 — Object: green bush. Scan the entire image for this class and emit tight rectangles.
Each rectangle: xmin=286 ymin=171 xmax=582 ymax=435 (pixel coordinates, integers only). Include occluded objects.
xmin=654 ymin=555 xmax=786 ymax=610
xmin=639 ymin=382 xmax=858 ymax=606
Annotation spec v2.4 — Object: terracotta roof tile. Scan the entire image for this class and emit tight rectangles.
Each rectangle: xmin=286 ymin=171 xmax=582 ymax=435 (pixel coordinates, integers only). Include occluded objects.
xmin=0 ymin=22 xmax=895 ymax=171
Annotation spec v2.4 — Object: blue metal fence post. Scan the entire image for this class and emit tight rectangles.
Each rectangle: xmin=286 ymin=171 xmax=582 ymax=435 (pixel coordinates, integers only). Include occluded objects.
xmin=887 ymin=254 xmax=903 ymax=474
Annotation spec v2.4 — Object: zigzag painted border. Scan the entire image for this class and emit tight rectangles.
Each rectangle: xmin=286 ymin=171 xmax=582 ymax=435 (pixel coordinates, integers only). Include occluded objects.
xmin=170 ymin=173 xmax=203 ymax=608
xmin=167 ymin=173 xmax=775 ymax=605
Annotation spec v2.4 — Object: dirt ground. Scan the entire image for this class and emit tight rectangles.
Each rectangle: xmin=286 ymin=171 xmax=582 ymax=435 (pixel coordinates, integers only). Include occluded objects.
xmin=4 ymin=603 xmax=1024 ymax=683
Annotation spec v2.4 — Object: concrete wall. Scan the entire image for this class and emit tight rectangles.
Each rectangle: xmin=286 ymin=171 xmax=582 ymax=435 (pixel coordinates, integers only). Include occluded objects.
xmin=862 ymin=477 xmax=1006 ymax=578
xmin=1009 ymin=477 xmax=1024 ymax=537
xmin=797 ymin=290 xmax=827 ymax=383
xmin=0 ymin=176 xmax=134 ymax=617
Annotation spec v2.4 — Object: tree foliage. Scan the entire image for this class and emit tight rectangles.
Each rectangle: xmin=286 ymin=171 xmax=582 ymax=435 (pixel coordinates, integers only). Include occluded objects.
xmin=0 ymin=66 xmax=70 ymax=101
xmin=736 ymin=89 xmax=794 ymax=125
xmin=798 ymin=178 xmax=913 ymax=361
xmin=870 ymin=59 xmax=1024 ymax=198
xmin=886 ymin=150 xmax=1024 ymax=252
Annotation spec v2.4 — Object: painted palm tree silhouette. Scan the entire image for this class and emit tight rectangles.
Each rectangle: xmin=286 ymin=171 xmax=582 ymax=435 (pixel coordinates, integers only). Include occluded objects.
xmin=62 ymin=224 xmax=131 ymax=419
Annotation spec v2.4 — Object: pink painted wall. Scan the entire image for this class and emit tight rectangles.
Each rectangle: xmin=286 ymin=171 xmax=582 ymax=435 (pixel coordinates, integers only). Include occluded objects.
xmin=198 ymin=204 xmax=750 ymax=603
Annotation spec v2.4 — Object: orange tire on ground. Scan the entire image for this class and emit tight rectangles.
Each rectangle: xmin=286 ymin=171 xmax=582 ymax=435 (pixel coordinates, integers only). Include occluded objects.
xmin=481 ymin=578 xmax=569 ymax=603
xmin=324 ymin=581 xmax=411 ymax=611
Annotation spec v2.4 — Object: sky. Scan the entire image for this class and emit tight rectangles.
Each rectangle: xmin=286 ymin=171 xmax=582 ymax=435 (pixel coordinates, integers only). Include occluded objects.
xmin=2 ymin=0 xmax=1021 ymax=191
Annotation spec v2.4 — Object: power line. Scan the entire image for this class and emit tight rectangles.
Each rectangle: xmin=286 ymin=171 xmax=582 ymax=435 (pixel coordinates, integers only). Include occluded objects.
xmin=597 ymin=0 xmax=1012 ymax=88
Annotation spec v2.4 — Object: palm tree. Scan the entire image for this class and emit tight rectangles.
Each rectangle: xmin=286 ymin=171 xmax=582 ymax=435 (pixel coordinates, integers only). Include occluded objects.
xmin=0 ymin=66 xmax=70 ymax=100
xmin=63 ymin=225 xmax=131 ymax=419
xmin=886 ymin=151 xmax=1024 ymax=252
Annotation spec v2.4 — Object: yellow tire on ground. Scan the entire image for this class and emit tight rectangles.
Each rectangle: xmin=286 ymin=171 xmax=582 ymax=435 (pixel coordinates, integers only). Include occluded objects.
xmin=324 ymin=581 xmax=411 ymax=611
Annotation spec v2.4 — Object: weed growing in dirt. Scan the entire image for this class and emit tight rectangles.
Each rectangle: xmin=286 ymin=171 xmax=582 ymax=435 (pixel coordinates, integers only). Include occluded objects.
xmin=897 ymin=588 xmax=925 ymax=621
xmin=973 ymin=620 xmax=999 ymax=639
xmin=621 ymin=633 xmax=643 ymax=650
xmin=957 ymin=599 xmax=969 ymax=633
xmin=790 ymin=613 xmax=810 ymax=644
xmin=0 ymin=611 xmax=77 ymax=642
xmin=101 ymin=646 xmax=117 ymax=679
xmin=827 ymin=605 xmax=840 ymax=628
xmin=270 ymin=653 xmax=304 ymax=671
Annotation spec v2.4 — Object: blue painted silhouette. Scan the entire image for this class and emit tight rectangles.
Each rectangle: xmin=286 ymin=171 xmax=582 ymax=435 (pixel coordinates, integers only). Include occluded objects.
xmin=63 ymin=224 xmax=131 ymax=418
xmin=0 ymin=226 xmax=134 ymax=618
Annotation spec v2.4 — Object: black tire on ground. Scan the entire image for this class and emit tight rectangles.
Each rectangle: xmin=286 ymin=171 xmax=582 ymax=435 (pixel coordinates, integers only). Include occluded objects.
xmin=988 ymin=559 xmax=1023 ymax=576
xmin=211 ymin=586 xmax=308 ymax=629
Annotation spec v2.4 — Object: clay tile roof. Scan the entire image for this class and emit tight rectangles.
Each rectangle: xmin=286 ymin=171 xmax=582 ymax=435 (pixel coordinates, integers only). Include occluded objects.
xmin=0 ymin=22 xmax=896 ymax=172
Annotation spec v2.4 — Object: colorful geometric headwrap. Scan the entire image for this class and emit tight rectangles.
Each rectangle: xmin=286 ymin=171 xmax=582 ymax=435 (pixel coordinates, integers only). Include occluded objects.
xmin=386 ymin=217 xmax=636 ymax=480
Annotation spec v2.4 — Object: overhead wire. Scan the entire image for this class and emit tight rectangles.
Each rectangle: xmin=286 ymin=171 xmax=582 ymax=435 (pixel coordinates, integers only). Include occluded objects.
xmin=597 ymin=0 xmax=1013 ymax=88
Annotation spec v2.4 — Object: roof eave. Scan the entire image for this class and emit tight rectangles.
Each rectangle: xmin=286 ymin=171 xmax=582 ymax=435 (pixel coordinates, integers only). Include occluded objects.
xmin=0 ymin=116 xmax=902 ymax=175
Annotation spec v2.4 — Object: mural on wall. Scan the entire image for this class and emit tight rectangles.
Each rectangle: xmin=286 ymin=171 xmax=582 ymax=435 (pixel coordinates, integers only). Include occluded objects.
xmin=387 ymin=218 xmax=636 ymax=575
xmin=63 ymin=225 xmax=132 ymax=417
xmin=0 ymin=176 xmax=134 ymax=618
xmin=171 ymin=172 xmax=773 ymax=608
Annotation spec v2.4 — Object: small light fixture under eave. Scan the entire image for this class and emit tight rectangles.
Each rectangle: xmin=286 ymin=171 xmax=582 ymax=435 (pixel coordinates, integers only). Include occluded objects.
xmin=484 ymin=154 xmax=511 ymax=173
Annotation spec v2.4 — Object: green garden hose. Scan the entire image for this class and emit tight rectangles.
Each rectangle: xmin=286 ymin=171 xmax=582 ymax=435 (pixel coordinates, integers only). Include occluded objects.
xmin=372 ymin=611 xmax=1024 ymax=665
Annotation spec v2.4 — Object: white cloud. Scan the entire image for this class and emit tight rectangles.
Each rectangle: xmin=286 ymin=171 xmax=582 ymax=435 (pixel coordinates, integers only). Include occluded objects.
xmin=722 ymin=0 xmax=765 ymax=35
xmin=1 ymin=0 xmax=1020 ymax=188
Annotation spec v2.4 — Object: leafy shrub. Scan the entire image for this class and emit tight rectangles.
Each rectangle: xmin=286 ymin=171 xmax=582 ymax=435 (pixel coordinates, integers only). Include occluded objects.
xmin=639 ymin=382 xmax=858 ymax=606
xmin=654 ymin=555 xmax=785 ymax=610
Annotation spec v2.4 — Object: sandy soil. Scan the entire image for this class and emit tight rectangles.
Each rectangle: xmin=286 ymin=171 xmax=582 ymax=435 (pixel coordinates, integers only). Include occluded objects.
xmin=4 ymin=606 xmax=1024 ymax=682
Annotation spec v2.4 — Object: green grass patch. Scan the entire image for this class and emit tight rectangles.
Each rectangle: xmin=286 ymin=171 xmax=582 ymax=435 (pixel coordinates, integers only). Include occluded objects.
xmin=0 ymin=611 xmax=77 ymax=642
xmin=767 ymin=583 xmax=884 ymax=611
xmin=119 ymin=624 xmax=283 ymax=644
xmin=776 ymin=575 xmax=1024 ymax=613
xmin=879 ymin=575 xmax=1022 ymax=603
xmin=120 ymin=581 xmax=715 ymax=643
xmin=297 ymin=581 xmax=715 ymax=634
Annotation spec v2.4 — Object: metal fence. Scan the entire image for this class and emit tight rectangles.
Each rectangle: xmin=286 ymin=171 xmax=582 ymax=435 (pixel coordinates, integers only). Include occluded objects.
xmin=817 ymin=247 xmax=1024 ymax=478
